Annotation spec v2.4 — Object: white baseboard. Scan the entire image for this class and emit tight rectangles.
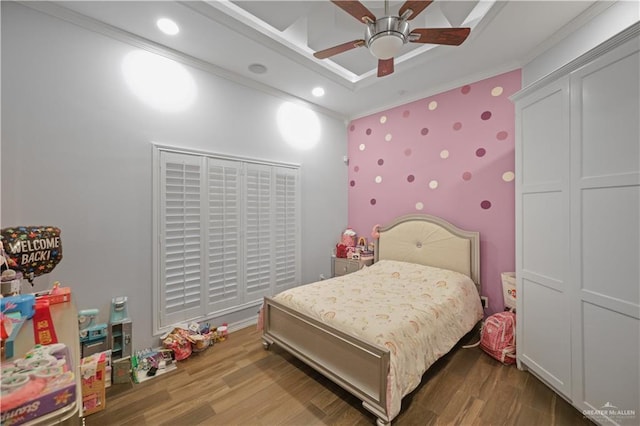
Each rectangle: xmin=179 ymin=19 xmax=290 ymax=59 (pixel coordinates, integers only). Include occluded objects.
xmin=228 ymin=316 xmax=258 ymax=334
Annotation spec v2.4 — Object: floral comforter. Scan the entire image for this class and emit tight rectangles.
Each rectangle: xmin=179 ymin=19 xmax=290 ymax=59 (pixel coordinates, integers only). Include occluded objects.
xmin=272 ymin=259 xmax=483 ymax=419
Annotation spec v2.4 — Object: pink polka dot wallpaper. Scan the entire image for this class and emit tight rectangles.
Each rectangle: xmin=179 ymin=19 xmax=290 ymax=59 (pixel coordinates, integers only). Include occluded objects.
xmin=347 ymin=69 xmax=521 ymax=313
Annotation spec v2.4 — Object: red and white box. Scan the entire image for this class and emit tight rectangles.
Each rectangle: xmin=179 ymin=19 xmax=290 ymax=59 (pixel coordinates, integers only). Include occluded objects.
xmin=35 ymin=286 xmax=71 ymax=305
xmin=80 ymin=352 xmax=106 ymax=416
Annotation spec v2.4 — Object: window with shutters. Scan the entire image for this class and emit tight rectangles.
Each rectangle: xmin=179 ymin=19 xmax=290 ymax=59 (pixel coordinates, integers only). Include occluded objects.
xmin=152 ymin=146 xmax=300 ymax=333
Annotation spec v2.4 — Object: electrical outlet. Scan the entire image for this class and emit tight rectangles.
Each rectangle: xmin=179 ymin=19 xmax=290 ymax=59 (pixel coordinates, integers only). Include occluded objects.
xmin=481 ymin=296 xmax=489 ymax=309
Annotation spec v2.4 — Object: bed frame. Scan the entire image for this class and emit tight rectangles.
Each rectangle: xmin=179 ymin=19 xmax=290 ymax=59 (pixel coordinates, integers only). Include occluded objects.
xmin=262 ymin=214 xmax=480 ymax=425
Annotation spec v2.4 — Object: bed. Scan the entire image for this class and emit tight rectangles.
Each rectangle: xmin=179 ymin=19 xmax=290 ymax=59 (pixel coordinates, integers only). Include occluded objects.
xmin=261 ymin=214 xmax=483 ymax=425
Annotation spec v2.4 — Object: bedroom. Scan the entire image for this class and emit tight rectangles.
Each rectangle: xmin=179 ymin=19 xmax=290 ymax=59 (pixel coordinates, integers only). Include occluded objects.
xmin=1 ymin=1 xmax=638 ymax=425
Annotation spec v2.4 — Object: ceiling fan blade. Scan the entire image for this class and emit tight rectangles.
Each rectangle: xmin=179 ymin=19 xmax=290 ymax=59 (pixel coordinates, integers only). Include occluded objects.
xmin=377 ymin=58 xmax=394 ymax=77
xmin=331 ymin=1 xmax=376 ymax=23
xmin=314 ymin=39 xmax=365 ymax=59
xmin=399 ymin=1 xmax=433 ymax=20
xmin=410 ymin=27 xmax=471 ymax=46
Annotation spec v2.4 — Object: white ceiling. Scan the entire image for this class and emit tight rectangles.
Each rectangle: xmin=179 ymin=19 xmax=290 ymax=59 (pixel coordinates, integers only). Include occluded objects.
xmin=43 ymin=0 xmax=601 ymax=120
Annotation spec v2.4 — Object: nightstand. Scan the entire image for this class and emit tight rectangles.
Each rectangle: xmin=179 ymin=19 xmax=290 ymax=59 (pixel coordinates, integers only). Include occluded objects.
xmin=332 ymin=256 xmax=374 ymax=277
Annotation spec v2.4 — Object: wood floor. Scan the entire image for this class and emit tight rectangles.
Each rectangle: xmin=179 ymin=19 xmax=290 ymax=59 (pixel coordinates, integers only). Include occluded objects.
xmin=85 ymin=326 xmax=592 ymax=426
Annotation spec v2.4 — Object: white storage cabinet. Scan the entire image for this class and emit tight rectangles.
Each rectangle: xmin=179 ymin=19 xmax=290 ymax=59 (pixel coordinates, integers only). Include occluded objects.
xmin=514 ymin=25 xmax=639 ymax=425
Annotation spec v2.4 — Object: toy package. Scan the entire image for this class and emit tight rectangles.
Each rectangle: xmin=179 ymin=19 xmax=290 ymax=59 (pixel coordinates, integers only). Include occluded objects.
xmin=81 ymin=352 xmax=106 ymax=415
xmin=161 ymin=328 xmax=193 ymax=361
xmin=0 ymin=343 xmax=76 ymax=426
xmin=131 ymin=348 xmax=175 ymax=384
xmin=161 ymin=322 xmax=227 ymax=361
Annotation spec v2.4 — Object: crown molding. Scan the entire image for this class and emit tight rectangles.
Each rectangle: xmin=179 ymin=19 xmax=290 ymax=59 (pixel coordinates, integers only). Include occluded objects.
xmin=512 ymin=21 xmax=639 ymax=101
xmin=17 ymin=1 xmax=347 ymax=121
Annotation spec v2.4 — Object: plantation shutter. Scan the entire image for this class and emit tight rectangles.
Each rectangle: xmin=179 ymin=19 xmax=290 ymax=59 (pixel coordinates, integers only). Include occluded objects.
xmin=244 ymin=164 xmax=273 ymax=300
xmin=154 ymin=146 xmax=301 ymax=333
xmin=160 ymin=151 xmax=205 ymax=327
xmin=274 ymin=167 xmax=300 ymax=290
xmin=206 ymin=158 xmax=242 ymax=312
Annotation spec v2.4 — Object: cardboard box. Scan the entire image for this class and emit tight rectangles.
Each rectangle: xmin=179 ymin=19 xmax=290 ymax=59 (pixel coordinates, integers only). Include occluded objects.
xmin=112 ymin=356 xmax=132 ymax=385
xmin=81 ymin=352 xmax=106 ymax=416
xmin=103 ymin=350 xmax=112 ymax=388
xmin=36 ymin=287 xmax=71 ymax=305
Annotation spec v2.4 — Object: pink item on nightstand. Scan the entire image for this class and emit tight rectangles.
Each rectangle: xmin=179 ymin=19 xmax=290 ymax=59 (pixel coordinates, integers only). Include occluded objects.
xmin=341 ymin=228 xmax=357 ymax=247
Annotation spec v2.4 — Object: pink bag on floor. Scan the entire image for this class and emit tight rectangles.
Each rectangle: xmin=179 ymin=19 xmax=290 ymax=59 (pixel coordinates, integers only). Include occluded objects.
xmin=480 ymin=311 xmax=516 ymax=364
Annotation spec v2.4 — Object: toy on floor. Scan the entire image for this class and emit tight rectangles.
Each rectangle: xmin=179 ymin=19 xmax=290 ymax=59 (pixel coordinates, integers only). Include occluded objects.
xmin=109 ymin=296 xmax=129 ymax=324
xmin=161 ymin=328 xmax=193 ymax=361
xmin=216 ymin=323 xmax=228 ymax=341
xmin=131 ymin=348 xmax=176 ymax=384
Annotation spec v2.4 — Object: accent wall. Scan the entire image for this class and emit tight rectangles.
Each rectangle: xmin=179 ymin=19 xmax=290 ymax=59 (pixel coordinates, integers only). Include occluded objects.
xmin=347 ymin=69 xmax=521 ymax=313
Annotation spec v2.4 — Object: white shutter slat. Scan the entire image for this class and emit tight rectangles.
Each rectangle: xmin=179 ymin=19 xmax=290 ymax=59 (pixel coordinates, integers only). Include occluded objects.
xmin=245 ymin=165 xmax=272 ymax=296
xmin=274 ymin=169 xmax=299 ymax=290
xmin=206 ymin=159 xmax=242 ymax=310
xmin=160 ymin=152 xmax=204 ymax=325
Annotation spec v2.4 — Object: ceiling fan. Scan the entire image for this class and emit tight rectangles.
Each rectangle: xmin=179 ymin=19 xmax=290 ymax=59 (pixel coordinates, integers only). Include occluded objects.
xmin=313 ymin=0 xmax=471 ymax=77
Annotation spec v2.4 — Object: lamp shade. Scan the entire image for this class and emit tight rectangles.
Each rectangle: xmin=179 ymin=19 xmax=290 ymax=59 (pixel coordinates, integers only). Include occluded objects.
xmin=365 ymin=16 xmax=410 ymax=60
xmin=369 ymin=33 xmax=404 ymax=59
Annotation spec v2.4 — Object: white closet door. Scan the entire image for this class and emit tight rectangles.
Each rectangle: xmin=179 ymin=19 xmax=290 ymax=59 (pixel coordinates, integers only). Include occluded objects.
xmin=570 ymin=37 xmax=639 ymax=423
xmin=516 ymin=77 xmax=572 ymax=397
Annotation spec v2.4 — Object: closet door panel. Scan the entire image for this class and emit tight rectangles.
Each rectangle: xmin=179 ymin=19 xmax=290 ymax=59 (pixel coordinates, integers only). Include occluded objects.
xmin=520 ymin=88 xmax=565 ymax=186
xmin=515 ymin=77 xmax=571 ymax=398
xmin=570 ymin=35 xmax=640 ymax=422
xmin=580 ymin=50 xmax=639 ymax=178
xmin=582 ymin=186 xmax=639 ymax=305
xmin=582 ymin=302 xmax=639 ymax=424
xmin=521 ymin=192 xmax=565 ymax=283
xmin=520 ymin=278 xmax=571 ymax=397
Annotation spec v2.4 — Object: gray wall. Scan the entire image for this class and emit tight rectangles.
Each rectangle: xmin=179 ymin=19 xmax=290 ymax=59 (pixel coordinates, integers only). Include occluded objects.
xmin=1 ymin=2 xmax=348 ymax=349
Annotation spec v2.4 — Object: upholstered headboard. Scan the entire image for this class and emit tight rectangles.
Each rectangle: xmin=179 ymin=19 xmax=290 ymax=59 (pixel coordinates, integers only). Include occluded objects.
xmin=374 ymin=214 xmax=480 ymax=292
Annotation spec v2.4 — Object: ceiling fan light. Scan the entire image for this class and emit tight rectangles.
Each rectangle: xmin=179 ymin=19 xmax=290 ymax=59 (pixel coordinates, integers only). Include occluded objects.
xmin=369 ymin=33 xmax=404 ymax=60
xmin=364 ymin=16 xmax=410 ymax=60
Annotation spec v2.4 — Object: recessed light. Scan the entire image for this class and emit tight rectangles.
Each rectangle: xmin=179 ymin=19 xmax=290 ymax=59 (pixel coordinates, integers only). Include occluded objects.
xmin=157 ymin=18 xmax=179 ymax=36
xmin=248 ymin=63 xmax=268 ymax=74
xmin=312 ymin=87 xmax=325 ymax=97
